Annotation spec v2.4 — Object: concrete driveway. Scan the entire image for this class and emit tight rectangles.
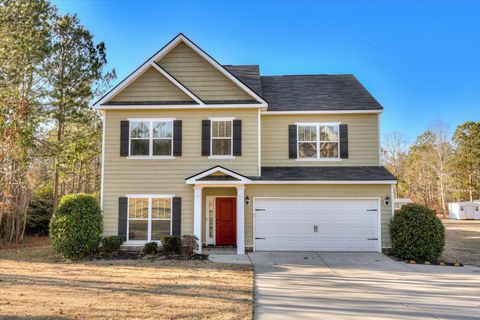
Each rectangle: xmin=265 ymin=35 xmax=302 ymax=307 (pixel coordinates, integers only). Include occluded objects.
xmin=248 ymin=252 xmax=480 ymax=319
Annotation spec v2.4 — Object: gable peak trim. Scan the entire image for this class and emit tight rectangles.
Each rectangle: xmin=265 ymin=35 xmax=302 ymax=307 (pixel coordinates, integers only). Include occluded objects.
xmin=185 ymin=165 xmax=251 ymax=184
xmin=94 ymin=33 xmax=267 ymax=108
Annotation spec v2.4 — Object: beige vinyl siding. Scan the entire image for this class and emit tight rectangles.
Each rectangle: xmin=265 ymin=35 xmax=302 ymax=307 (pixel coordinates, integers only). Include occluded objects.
xmin=157 ymin=43 xmax=254 ymax=101
xmin=244 ymin=184 xmax=393 ymax=248
xmin=110 ymin=67 xmax=193 ymax=102
xmin=261 ymin=113 xmax=380 ymax=166
xmin=102 ymin=109 xmax=259 ymax=237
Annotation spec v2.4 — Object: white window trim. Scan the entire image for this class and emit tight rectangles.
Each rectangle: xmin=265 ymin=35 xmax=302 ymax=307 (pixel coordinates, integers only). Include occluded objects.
xmin=126 ymin=194 xmax=174 ymax=243
xmin=296 ymin=122 xmax=341 ymax=161
xmin=210 ymin=118 xmax=234 ymax=158
xmin=129 ymin=118 xmax=175 ymax=158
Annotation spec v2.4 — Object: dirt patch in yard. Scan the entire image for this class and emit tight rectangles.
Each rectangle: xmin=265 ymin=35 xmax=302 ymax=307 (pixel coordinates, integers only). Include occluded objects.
xmin=0 ymin=245 xmax=253 ymax=319
xmin=442 ymin=219 xmax=480 ymax=267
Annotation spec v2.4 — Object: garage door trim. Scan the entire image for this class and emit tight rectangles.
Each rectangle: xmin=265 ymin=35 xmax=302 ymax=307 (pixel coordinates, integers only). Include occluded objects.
xmin=252 ymin=197 xmax=382 ymax=253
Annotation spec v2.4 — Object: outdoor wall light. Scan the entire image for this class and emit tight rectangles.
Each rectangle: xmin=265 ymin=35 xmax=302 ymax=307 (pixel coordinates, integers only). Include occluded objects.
xmin=385 ymin=196 xmax=391 ymax=206
xmin=245 ymin=196 xmax=250 ymax=206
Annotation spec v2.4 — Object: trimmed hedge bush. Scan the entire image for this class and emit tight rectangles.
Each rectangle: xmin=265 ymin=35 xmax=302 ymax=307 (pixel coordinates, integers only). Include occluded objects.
xmin=181 ymin=235 xmax=198 ymax=258
xmin=161 ymin=235 xmax=181 ymax=255
xmin=390 ymin=203 xmax=445 ymax=261
xmin=143 ymin=241 xmax=158 ymax=254
xmin=50 ymin=194 xmax=102 ymax=260
xmin=100 ymin=236 xmax=124 ymax=253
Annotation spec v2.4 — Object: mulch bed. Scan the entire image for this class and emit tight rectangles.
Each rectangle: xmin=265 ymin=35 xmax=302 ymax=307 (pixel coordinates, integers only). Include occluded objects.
xmin=90 ymin=251 xmax=208 ymax=261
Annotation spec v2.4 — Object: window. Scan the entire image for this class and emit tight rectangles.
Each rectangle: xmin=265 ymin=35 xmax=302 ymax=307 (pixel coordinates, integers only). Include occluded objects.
xmin=211 ymin=120 xmax=232 ymax=156
xmin=297 ymin=123 xmax=339 ymax=160
xmin=128 ymin=196 xmax=172 ymax=241
xmin=130 ymin=120 xmax=173 ymax=157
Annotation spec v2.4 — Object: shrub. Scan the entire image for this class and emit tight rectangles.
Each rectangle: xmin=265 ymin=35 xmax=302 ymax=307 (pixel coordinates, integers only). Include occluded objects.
xmin=181 ymin=235 xmax=198 ymax=258
xmin=143 ymin=241 xmax=158 ymax=254
xmin=50 ymin=194 xmax=102 ymax=259
xmin=26 ymin=197 xmax=53 ymax=235
xmin=100 ymin=236 xmax=124 ymax=253
xmin=390 ymin=203 xmax=445 ymax=261
xmin=160 ymin=235 xmax=181 ymax=255
xmin=26 ymin=185 xmax=54 ymax=235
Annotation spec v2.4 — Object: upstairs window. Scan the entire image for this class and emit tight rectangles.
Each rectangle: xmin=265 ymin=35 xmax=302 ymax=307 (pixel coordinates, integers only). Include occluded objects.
xmin=297 ymin=123 xmax=339 ymax=160
xmin=130 ymin=120 xmax=173 ymax=157
xmin=211 ymin=120 xmax=232 ymax=156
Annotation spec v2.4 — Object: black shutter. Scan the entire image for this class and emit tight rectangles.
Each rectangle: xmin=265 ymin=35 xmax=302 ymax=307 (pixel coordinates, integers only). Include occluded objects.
xmin=172 ymin=197 xmax=181 ymax=236
xmin=173 ymin=120 xmax=182 ymax=156
xmin=201 ymin=120 xmax=210 ymax=156
xmin=233 ymin=119 xmax=242 ymax=156
xmin=120 ymin=121 xmax=129 ymax=157
xmin=118 ymin=197 xmax=128 ymax=240
xmin=288 ymin=125 xmax=297 ymax=159
xmin=340 ymin=124 xmax=349 ymax=159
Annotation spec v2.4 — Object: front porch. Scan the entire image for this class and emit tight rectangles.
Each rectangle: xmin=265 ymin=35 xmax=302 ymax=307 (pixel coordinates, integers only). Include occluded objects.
xmin=186 ymin=166 xmax=251 ymax=254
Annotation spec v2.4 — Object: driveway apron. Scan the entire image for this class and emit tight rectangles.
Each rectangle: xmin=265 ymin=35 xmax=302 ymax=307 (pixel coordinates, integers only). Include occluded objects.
xmin=249 ymin=252 xmax=480 ymax=320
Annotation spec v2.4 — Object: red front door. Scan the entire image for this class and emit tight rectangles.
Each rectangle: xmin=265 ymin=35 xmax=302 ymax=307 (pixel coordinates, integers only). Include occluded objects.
xmin=216 ymin=197 xmax=236 ymax=245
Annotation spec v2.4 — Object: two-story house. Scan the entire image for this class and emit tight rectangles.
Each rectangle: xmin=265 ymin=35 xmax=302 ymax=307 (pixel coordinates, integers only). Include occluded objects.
xmin=95 ymin=34 xmax=396 ymax=254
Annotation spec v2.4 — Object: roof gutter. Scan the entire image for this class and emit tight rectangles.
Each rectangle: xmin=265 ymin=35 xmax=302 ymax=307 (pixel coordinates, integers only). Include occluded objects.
xmin=249 ymin=180 xmax=397 ymax=185
xmin=261 ymin=110 xmax=383 ymax=115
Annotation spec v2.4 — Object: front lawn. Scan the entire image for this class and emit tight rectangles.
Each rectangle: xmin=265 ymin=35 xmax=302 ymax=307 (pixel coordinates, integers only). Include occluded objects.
xmin=442 ymin=219 xmax=480 ymax=267
xmin=0 ymin=240 xmax=253 ymax=319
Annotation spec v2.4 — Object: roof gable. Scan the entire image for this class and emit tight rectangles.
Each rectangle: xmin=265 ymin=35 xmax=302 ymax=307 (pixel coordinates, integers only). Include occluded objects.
xmin=185 ymin=166 xmax=251 ymax=185
xmin=95 ymin=34 xmax=267 ymax=108
xmin=157 ymin=43 xmax=255 ymax=102
xmin=109 ymin=66 xmax=194 ymax=103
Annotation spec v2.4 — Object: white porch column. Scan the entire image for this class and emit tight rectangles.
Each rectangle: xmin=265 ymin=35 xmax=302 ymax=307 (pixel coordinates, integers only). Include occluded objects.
xmin=193 ymin=186 xmax=203 ymax=254
xmin=236 ymin=186 xmax=245 ymax=254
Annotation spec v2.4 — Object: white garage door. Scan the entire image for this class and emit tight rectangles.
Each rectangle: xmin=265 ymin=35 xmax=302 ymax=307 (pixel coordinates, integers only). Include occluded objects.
xmin=254 ymin=198 xmax=380 ymax=252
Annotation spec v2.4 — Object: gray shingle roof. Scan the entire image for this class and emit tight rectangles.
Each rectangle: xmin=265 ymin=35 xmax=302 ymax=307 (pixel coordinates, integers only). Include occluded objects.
xmin=250 ymin=166 xmax=396 ymax=181
xmin=260 ymin=75 xmax=383 ymax=111
xmin=223 ymin=65 xmax=263 ymax=96
xmin=223 ymin=65 xmax=382 ymax=111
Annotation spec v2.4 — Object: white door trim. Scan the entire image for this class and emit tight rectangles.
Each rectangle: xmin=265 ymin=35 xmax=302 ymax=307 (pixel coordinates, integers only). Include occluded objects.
xmin=252 ymin=197 xmax=382 ymax=253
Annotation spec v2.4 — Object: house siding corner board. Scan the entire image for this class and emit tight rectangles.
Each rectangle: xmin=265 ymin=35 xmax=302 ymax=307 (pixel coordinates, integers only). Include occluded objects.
xmin=262 ymin=114 xmax=380 ymax=166
xmin=102 ymin=109 xmax=259 ymax=236
xmin=244 ymin=184 xmax=393 ymax=248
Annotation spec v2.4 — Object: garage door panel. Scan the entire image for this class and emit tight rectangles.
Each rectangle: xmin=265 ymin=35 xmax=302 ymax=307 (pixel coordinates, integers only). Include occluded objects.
xmin=254 ymin=198 xmax=379 ymax=252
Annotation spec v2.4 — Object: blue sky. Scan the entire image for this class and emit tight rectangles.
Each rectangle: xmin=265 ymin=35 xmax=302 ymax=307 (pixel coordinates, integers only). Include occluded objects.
xmin=53 ymin=0 xmax=480 ymax=143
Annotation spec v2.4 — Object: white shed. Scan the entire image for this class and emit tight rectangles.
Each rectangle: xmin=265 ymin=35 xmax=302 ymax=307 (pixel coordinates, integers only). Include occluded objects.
xmin=394 ymin=198 xmax=413 ymax=211
xmin=448 ymin=202 xmax=480 ymax=220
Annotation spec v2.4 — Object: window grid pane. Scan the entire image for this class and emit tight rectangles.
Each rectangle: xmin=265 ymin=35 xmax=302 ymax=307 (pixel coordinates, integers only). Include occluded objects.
xmin=212 ymin=121 xmax=232 ymax=138
xmin=153 ymin=139 xmax=172 ymax=156
xmin=128 ymin=197 xmax=172 ymax=241
xmin=298 ymin=124 xmax=339 ymax=159
xmin=129 ymin=198 xmax=148 ymax=219
xmin=153 ymin=121 xmax=173 ymax=138
xmin=130 ymin=121 xmax=149 ymax=138
xmin=212 ymin=139 xmax=232 ymax=156
xmin=320 ymin=125 xmax=338 ymax=142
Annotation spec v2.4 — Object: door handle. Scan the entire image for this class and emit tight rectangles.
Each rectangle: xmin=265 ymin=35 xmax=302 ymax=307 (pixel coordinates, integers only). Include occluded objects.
xmin=314 ymin=225 xmax=318 ymax=232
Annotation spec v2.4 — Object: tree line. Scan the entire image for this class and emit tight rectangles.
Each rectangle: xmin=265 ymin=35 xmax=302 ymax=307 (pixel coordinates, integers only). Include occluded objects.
xmin=382 ymin=121 xmax=480 ymax=218
xmin=0 ymin=0 xmax=114 ymax=243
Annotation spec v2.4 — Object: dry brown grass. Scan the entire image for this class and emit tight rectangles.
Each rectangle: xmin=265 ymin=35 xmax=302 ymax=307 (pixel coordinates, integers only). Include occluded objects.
xmin=0 ymin=235 xmax=50 ymax=250
xmin=0 ymin=244 xmax=253 ymax=319
xmin=442 ymin=219 xmax=480 ymax=267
